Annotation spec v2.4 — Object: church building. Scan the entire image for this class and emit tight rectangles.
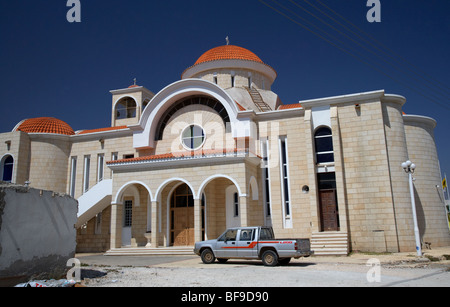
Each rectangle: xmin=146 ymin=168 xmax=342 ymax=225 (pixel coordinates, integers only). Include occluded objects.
xmin=1 ymin=43 xmax=449 ymax=255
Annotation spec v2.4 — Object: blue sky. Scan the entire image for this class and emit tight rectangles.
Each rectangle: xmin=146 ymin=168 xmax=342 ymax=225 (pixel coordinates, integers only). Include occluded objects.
xmin=1 ymin=0 xmax=449 ymax=176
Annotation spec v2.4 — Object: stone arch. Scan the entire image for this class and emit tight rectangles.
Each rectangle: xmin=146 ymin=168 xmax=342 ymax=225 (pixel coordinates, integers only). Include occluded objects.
xmin=131 ymin=79 xmax=253 ymax=149
xmin=196 ymin=174 xmax=244 ymax=200
xmin=114 ymin=181 xmax=153 ymax=205
xmin=153 ymin=177 xmax=196 ymax=202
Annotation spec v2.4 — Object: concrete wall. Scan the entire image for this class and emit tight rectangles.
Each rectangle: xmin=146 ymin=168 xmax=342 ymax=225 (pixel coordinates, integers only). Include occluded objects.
xmin=0 ymin=183 xmax=78 ymax=287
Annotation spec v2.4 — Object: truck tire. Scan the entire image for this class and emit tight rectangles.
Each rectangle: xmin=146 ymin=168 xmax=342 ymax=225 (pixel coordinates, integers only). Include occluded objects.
xmin=201 ymin=249 xmax=216 ymax=264
xmin=261 ymin=250 xmax=278 ymax=266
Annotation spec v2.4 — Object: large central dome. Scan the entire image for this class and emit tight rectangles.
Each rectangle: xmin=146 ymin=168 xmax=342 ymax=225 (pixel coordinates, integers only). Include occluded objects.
xmin=194 ymin=45 xmax=265 ymax=65
xmin=182 ymin=44 xmax=277 ymax=85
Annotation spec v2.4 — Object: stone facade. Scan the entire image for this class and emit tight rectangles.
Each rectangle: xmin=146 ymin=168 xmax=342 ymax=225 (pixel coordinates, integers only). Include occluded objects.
xmin=1 ymin=44 xmax=448 ymax=254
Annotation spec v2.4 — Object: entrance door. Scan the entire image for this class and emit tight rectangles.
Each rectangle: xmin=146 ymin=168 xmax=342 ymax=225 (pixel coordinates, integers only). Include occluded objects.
xmin=319 ymin=190 xmax=339 ymax=231
xmin=172 ymin=206 xmax=194 ymax=246
xmin=170 ymin=184 xmax=195 ymax=246
xmin=122 ymin=200 xmax=133 ymax=246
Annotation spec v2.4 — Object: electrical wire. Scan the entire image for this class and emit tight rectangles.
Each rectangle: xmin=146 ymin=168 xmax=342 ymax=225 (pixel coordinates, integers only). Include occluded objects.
xmin=258 ymin=0 xmax=450 ymax=110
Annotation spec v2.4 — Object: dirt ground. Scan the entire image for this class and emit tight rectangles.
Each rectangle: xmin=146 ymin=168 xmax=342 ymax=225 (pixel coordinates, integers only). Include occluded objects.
xmin=76 ymin=247 xmax=450 ymax=287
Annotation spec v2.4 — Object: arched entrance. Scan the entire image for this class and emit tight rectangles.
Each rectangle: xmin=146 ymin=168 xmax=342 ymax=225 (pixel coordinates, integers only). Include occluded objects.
xmin=113 ymin=182 xmax=152 ymax=248
xmin=170 ymin=183 xmax=195 ymax=246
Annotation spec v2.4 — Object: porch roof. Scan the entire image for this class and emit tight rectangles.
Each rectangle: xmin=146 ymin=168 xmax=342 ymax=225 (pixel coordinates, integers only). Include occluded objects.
xmin=106 ymin=148 xmax=261 ymax=166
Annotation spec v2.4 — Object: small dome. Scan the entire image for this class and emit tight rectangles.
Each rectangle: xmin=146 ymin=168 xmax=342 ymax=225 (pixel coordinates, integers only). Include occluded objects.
xmin=16 ymin=117 xmax=75 ymax=136
xmin=194 ymin=45 xmax=264 ymax=65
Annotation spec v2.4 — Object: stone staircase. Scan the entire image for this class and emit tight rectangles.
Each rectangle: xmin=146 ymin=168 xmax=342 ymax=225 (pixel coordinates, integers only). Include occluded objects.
xmin=311 ymin=232 xmax=349 ymax=256
xmin=245 ymin=87 xmax=272 ymax=112
xmin=104 ymin=246 xmax=195 ymax=256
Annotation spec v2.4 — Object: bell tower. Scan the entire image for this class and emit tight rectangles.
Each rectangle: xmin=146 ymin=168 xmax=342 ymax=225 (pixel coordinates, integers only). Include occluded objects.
xmin=109 ymin=80 xmax=155 ymax=127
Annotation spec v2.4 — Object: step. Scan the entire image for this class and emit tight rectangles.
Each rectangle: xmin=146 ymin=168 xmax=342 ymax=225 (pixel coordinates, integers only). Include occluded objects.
xmin=311 ymin=232 xmax=349 ymax=256
xmin=313 ymin=249 xmax=349 ymax=256
xmin=104 ymin=247 xmax=195 ymax=256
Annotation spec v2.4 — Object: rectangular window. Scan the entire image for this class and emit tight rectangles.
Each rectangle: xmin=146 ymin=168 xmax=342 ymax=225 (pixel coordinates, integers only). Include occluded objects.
xmin=261 ymin=139 xmax=271 ymax=217
xmin=69 ymin=157 xmax=77 ymax=197
xmin=124 ymin=200 xmax=133 ymax=227
xmin=213 ymin=73 xmax=218 ymax=84
xmin=231 ymin=76 xmax=235 ymax=87
xmin=97 ymin=154 xmax=104 ymax=183
xmin=234 ymin=192 xmax=239 ymax=217
xmin=95 ymin=212 xmax=102 ymax=235
xmin=83 ymin=155 xmax=90 ymax=193
xmin=279 ymin=136 xmax=292 ymax=228
xmin=112 ymin=152 xmax=118 ymax=161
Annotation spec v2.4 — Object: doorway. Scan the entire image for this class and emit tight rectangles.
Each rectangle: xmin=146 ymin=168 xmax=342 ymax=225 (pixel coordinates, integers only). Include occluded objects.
xmin=319 ymin=190 xmax=339 ymax=231
xmin=170 ymin=184 xmax=195 ymax=246
xmin=122 ymin=200 xmax=133 ymax=246
xmin=318 ymin=172 xmax=340 ymax=232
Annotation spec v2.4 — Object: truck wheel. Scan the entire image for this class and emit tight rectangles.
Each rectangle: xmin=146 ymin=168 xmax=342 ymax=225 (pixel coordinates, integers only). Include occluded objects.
xmin=262 ymin=250 xmax=278 ymax=266
xmin=201 ymin=249 xmax=216 ymax=264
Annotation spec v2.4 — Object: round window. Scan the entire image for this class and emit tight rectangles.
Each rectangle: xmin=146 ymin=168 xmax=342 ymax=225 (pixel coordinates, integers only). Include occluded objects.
xmin=181 ymin=125 xmax=205 ymax=150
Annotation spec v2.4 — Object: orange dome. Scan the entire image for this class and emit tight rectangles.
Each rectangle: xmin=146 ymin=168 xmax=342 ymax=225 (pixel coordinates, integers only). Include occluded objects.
xmin=194 ymin=45 xmax=264 ymax=65
xmin=17 ymin=117 xmax=75 ymax=136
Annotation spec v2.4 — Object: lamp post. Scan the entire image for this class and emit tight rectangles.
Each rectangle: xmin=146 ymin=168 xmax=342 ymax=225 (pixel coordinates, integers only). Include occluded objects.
xmin=401 ymin=160 xmax=422 ymax=257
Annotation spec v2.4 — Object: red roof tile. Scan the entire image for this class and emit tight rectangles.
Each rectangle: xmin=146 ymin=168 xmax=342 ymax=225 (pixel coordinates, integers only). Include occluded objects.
xmin=235 ymin=100 xmax=246 ymax=111
xmin=17 ymin=117 xmax=75 ymax=135
xmin=78 ymin=126 xmax=128 ymax=135
xmin=107 ymin=148 xmax=256 ymax=165
xmin=278 ymin=103 xmax=303 ymax=110
xmin=194 ymin=45 xmax=264 ymax=65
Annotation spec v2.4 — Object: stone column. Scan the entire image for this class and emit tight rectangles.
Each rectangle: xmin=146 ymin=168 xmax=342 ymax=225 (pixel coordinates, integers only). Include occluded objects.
xmin=151 ymin=200 xmax=159 ymax=248
xmin=110 ymin=203 xmax=123 ymax=249
xmin=194 ymin=198 xmax=203 ymax=243
xmin=304 ymin=109 xmax=320 ymax=232
xmin=330 ymin=106 xmax=349 ymax=233
xmin=239 ymin=195 xmax=249 ymax=227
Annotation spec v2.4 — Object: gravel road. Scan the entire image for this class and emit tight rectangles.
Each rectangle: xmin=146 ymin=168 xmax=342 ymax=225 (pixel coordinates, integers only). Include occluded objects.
xmin=77 ymin=250 xmax=450 ymax=287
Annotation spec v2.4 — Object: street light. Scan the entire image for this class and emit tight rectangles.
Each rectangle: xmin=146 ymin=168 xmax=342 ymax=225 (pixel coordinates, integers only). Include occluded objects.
xmin=401 ymin=160 xmax=422 ymax=257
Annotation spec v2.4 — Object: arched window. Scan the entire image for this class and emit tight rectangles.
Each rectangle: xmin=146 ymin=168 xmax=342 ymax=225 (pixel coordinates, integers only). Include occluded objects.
xmin=2 ymin=155 xmax=14 ymax=182
xmin=314 ymin=127 xmax=334 ymax=164
xmin=156 ymin=96 xmax=230 ymax=141
xmin=115 ymin=97 xmax=137 ymax=119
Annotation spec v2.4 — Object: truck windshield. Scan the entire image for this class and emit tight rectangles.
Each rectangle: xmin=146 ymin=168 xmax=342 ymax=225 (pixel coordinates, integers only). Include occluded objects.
xmin=259 ymin=228 xmax=274 ymax=240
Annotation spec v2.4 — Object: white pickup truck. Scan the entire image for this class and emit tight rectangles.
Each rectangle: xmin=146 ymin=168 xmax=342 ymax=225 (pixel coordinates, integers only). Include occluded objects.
xmin=194 ymin=226 xmax=312 ymax=266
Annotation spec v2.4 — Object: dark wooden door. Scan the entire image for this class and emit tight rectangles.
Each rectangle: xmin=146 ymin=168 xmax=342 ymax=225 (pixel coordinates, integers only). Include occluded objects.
xmin=319 ymin=190 xmax=339 ymax=231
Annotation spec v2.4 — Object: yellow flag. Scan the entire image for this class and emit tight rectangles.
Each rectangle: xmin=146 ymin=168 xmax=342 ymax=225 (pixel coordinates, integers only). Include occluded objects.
xmin=443 ymin=177 xmax=447 ymax=189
